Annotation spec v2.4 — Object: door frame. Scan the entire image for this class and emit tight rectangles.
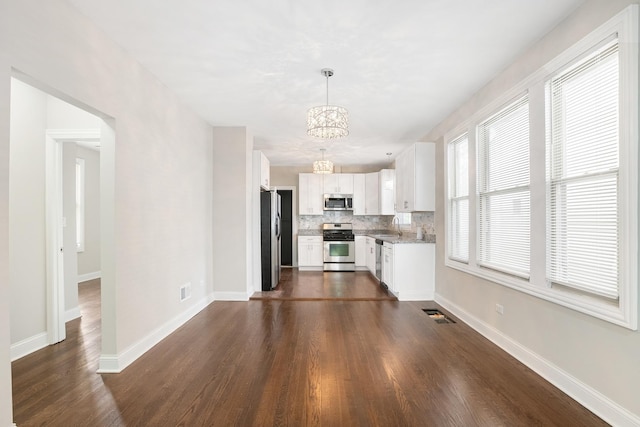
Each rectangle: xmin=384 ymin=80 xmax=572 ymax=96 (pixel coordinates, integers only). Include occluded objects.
xmin=45 ymin=129 xmax=100 ymax=344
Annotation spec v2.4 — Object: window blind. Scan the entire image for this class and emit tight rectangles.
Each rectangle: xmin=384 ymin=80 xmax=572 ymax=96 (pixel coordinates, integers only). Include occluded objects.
xmin=447 ymin=133 xmax=469 ymax=262
xmin=478 ymin=96 xmax=530 ymax=277
xmin=547 ymin=38 xmax=619 ymax=300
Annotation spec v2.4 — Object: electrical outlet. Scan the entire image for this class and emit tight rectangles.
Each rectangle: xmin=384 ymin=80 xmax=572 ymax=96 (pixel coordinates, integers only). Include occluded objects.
xmin=495 ymin=304 xmax=504 ymax=315
xmin=180 ymin=282 xmax=192 ymax=302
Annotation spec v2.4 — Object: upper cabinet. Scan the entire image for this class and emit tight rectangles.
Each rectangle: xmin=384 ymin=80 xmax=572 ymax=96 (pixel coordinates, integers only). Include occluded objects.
xmin=323 ymin=173 xmax=354 ymax=194
xmin=352 ymin=171 xmax=395 ymax=216
xmin=365 ymin=172 xmax=379 ymax=215
xmin=253 ymin=150 xmax=270 ymax=190
xmin=299 ymin=173 xmax=323 ymax=215
xmin=395 ymin=142 xmax=435 ymax=212
xmin=352 ymin=174 xmax=366 ymax=215
xmin=379 ymin=169 xmax=395 ymax=215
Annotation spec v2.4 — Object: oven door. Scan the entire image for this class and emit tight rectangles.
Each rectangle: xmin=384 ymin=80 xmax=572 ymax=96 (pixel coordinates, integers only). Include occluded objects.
xmin=323 ymin=240 xmax=355 ymax=263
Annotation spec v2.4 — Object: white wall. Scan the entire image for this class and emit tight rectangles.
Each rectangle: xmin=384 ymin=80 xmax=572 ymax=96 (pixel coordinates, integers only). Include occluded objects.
xmin=8 ymin=79 xmax=47 ymax=345
xmin=0 ymin=1 xmax=215 ymax=424
xmin=212 ymin=127 xmax=253 ymax=300
xmin=76 ymin=145 xmax=101 ymax=279
xmin=425 ymin=0 xmax=640 ymax=424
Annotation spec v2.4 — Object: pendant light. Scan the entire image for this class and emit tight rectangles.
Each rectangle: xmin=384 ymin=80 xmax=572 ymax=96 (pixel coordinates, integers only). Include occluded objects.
xmin=307 ymin=68 xmax=349 ymax=139
xmin=313 ymin=148 xmax=334 ymax=174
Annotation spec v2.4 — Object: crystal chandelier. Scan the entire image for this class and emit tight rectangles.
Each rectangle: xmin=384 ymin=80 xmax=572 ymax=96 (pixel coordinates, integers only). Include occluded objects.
xmin=307 ymin=68 xmax=349 ymax=139
xmin=313 ymin=148 xmax=334 ymax=174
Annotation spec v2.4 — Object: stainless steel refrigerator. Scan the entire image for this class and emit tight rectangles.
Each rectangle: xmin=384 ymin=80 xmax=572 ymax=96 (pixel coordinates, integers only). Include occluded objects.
xmin=260 ymin=191 xmax=281 ymax=291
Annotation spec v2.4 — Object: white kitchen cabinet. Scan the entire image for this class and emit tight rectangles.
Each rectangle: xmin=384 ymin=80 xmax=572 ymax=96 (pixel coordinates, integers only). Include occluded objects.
xmin=352 ymin=174 xmax=366 ymax=215
xmin=253 ymin=150 xmax=270 ymax=190
xmin=383 ymin=242 xmax=435 ymax=300
xmin=298 ymin=236 xmax=323 ymax=269
xmin=379 ymin=169 xmax=395 ymax=215
xmin=395 ymin=142 xmax=435 ymax=212
xmin=299 ymin=173 xmax=323 ymax=215
xmin=323 ymin=173 xmax=354 ymax=194
xmin=382 ymin=242 xmax=394 ymax=292
xmin=365 ymin=236 xmax=376 ymax=275
xmin=365 ymin=172 xmax=379 ymax=215
xmin=355 ymin=235 xmax=366 ymax=268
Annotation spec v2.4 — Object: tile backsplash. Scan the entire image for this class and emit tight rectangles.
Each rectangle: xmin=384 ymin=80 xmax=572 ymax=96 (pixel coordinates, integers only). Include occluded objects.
xmin=299 ymin=211 xmax=434 ymax=234
xmin=410 ymin=212 xmax=435 ymax=235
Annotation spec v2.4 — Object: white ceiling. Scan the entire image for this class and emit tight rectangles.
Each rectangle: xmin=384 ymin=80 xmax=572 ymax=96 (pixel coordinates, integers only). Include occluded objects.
xmin=64 ymin=0 xmax=585 ymax=167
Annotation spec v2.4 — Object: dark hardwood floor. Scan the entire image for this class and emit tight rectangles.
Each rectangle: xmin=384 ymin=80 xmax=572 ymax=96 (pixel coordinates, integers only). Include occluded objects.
xmin=250 ymin=268 xmax=397 ymax=300
xmin=11 ymin=274 xmax=607 ymax=426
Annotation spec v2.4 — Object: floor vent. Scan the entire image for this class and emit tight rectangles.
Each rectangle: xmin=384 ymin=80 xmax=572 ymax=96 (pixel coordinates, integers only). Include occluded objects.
xmin=422 ymin=309 xmax=456 ymax=324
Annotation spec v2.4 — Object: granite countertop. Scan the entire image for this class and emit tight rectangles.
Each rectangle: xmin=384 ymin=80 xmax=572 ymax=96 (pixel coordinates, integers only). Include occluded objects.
xmin=298 ymin=229 xmax=322 ymax=236
xmin=366 ymin=233 xmax=436 ymax=244
xmin=355 ymin=229 xmax=436 ymax=244
xmin=298 ymin=228 xmax=436 ymax=243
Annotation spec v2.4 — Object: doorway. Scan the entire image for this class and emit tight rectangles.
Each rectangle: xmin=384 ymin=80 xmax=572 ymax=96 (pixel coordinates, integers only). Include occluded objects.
xmin=8 ymin=75 xmax=115 ymax=370
xmin=277 ymin=189 xmax=293 ymax=267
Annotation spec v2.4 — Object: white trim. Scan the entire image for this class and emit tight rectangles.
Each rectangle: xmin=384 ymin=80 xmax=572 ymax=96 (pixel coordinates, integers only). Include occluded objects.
xmin=46 ymin=128 xmax=100 ymax=141
xmin=10 ymin=332 xmax=48 ymax=362
xmin=212 ymin=291 xmax=250 ymax=301
xmin=77 ymin=271 xmax=101 ymax=283
xmin=97 ymin=294 xmax=214 ymax=373
xmin=65 ymin=307 xmax=81 ymax=322
xmin=96 ymin=354 xmax=120 ymax=374
xmin=297 ymin=266 xmax=323 ymax=271
xmin=435 ymin=293 xmax=640 ymax=427
xmin=45 ymin=135 xmax=66 ymax=345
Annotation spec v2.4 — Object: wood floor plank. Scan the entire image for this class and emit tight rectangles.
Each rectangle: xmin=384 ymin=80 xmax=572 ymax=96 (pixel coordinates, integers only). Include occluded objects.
xmin=11 ymin=275 xmax=608 ymax=426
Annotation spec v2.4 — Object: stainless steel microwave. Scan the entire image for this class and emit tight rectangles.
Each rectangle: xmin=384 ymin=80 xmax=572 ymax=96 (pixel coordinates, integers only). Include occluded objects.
xmin=324 ymin=194 xmax=353 ymax=211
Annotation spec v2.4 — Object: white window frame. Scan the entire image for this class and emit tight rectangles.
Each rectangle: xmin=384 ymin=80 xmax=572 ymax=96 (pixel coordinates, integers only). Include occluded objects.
xmin=443 ymin=5 xmax=638 ymax=330
xmin=477 ymin=95 xmax=530 ymax=278
xmin=75 ymin=157 xmax=85 ymax=253
xmin=446 ymin=132 xmax=470 ymax=263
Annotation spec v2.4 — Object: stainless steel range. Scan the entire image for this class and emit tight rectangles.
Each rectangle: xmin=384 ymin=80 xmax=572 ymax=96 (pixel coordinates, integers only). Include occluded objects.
xmin=322 ymin=223 xmax=355 ymax=272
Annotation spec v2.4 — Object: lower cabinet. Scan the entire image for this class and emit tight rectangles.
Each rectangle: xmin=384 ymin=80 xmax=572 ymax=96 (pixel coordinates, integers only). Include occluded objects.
xmin=298 ymin=236 xmax=323 ymax=269
xmin=382 ymin=243 xmax=394 ymax=292
xmin=355 ymin=236 xmax=367 ymax=269
xmin=381 ymin=242 xmax=435 ymax=301
xmin=365 ymin=236 xmax=376 ymax=274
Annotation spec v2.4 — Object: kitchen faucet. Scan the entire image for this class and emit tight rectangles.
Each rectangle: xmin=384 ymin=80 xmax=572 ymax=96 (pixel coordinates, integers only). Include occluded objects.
xmin=392 ymin=216 xmax=403 ymax=237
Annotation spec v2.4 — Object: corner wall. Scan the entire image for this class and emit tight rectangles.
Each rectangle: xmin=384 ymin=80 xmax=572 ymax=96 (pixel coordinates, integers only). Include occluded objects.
xmin=212 ymin=127 xmax=254 ymax=300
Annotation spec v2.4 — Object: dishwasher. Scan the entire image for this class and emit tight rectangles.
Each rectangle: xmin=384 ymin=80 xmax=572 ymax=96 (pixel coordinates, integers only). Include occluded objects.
xmin=375 ymin=239 xmax=384 ymax=287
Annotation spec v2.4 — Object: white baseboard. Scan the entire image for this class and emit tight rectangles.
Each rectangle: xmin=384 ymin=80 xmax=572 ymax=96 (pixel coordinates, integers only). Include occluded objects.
xmin=212 ymin=291 xmax=250 ymax=301
xmin=77 ymin=271 xmax=101 ymax=283
xmin=435 ymin=293 xmax=640 ymax=427
xmin=10 ymin=332 xmax=48 ymax=362
xmin=397 ymin=291 xmax=434 ymax=301
xmin=97 ymin=293 xmax=215 ymax=373
xmin=65 ymin=307 xmax=82 ymax=322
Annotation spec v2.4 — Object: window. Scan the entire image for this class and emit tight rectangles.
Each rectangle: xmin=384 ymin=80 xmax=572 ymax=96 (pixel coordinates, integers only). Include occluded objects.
xmin=75 ymin=158 xmax=85 ymax=252
xmin=443 ymin=6 xmax=638 ymax=329
xmin=546 ymin=38 xmax=619 ymax=299
xmin=447 ymin=133 xmax=469 ymax=262
xmin=393 ymin=213 xmax=412 ymax=230
xmin=477 ymin=96 xmax=530 ymax=277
